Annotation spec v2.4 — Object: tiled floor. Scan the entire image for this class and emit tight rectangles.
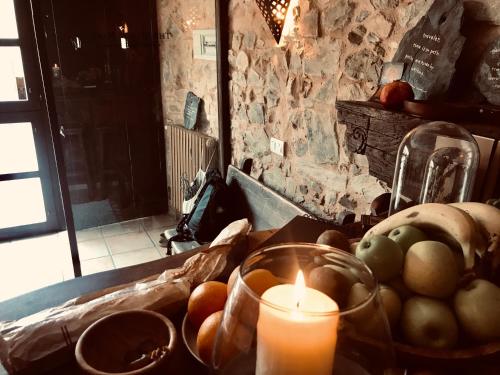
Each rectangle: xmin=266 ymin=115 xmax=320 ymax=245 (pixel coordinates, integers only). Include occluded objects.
xmin=0 ymin=213 xmax=177 ymax=303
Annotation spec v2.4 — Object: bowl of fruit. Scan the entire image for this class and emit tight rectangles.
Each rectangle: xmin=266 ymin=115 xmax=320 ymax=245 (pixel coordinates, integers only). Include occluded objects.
xmin=353 ymin=202 xmax=500 ymax=367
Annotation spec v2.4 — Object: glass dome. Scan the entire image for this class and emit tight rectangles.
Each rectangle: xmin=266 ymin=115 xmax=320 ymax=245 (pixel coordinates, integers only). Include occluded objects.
xmin=389 ymin=121 xmax=479 ymax=214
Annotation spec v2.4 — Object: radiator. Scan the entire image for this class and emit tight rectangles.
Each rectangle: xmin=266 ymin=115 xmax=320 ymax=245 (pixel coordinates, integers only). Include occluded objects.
xmin=165 ymin=125 xmax=218 ymax=214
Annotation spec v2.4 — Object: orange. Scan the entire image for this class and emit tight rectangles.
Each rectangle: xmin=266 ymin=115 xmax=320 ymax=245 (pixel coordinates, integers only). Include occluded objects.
xmin=188 ymin=281 xmax=227 ymax=329
xmin=197 ymin=310 xmax=224 ymax=365
xmin=243 ymin=269 xmax=280 ymax=297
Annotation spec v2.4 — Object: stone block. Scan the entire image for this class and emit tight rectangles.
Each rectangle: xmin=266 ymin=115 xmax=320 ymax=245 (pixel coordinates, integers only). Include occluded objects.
xmin=339 ymin=194 xmax=357 ymax=210
xmin=265 ymin=89 xmax=280 ymax=108
xmin=244 ymin=126 xmax=269 ymax=155
xmin=356 ymin=10 xmax=371 ymax=23
xmin=344 ymin=48 xmax=382 ymax=83
xmin=321 ymin=0 xmax=353 ymax=33
xmin=304 ymin=110 xmax=339 ymax=164
xmin=315 ymin=78 xmax=336 ymax=104
xmin=370 ymin=0 xmax=399 ymax=10
xmin=337 ymin=82 xmax=366 ymax=101
xmin=367 ymin=32 xmax=381 ymax=44
xmin=294 ymin=138 xmax=308 ymax=157
xmin=365 ymin=13 xmax=393 ymax=39
xmin=247 ymin=102 xmax=265 ymax=124
xmin=243 ymin=31 xmax=257 ymax=49
xmin=236 ymin=50 xmax=249 ymax=71
xmin=300 ymin=9 xmax=319 ymax=38
xmin=296 ymin=160 xmax=348 ymax=193
xmin=248 ymin=68 xmax=264 ymax=87
xmin=232 ymin=32 xmax=243 ymax=51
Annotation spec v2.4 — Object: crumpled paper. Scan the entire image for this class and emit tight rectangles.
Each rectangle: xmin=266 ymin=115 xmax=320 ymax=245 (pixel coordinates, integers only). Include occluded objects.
xmin=0 ymin=219 xmax=252 ymax=374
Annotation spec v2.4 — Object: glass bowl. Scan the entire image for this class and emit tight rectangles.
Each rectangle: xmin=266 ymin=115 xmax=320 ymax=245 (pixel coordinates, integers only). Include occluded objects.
xmin=211 ymin=243 xmax=395 ymax=374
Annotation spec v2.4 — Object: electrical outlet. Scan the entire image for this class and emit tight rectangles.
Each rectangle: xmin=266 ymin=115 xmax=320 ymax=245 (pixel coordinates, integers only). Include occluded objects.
xmin=270 ymin=137 xmax=285 ymax=156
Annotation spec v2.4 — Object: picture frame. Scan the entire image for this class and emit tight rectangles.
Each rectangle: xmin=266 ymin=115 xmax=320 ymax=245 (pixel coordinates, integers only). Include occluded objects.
xmin=193 ymin=29 xmax=216 ymax=61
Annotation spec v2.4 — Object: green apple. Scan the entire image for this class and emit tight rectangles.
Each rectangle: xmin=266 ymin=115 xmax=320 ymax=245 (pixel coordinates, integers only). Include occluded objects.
xmin=401 ymin=296 xmax=458 ymax=349
xmin=403 ymin=241 xmax=458 ymax=298
xmin=454 ymin=279 xmax=500 ymax=342
xmin=379 ymin=285 xmax=402 ymax=330
xmin=388 ymin=225 xmax=428 ymax=254
xmin=355 ymin=235 xmax=404 ymax=282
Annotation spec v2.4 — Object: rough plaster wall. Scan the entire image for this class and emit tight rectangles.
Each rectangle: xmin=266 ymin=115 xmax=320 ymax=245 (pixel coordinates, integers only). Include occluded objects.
xmin=157 ymin=0 xmax=219 ymax=138
xmin=228 ymin=0 xmax=498 ymax=220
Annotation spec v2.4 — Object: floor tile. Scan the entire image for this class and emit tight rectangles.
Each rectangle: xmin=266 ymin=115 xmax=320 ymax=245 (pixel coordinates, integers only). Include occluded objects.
xmin=77 ymin=238 xmax=109 ymax=261
xmin=155 ymin=246 xmax=167 ymax=258
xmin=141 ymin=213 xmax=177 ymax=230
xmin=76 ymin=227 xmax=103 ymax=242
xmin=112 ymin=247 xmax=161 ymax=268
xmin=105 ymin=232 xmax=154 ymax=254
xmin=0 ymin=244 xmax=65 ymax=302
xmin=80 ymin=256 xmax=115 ymax=276
xmin=146 ymin=227 xmax=167 ymax=247
xmin=100 ymin=219 xmax=144 ymax=237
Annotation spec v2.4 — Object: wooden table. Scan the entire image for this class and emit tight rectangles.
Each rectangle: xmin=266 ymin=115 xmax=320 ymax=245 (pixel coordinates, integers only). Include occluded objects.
xmin=0 ymin=230 xmax=277 ymax=374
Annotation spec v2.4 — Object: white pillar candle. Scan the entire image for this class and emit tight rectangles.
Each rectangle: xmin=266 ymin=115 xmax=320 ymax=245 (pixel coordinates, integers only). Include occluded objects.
xmin=256 ymin=271 xmax=339 ymax=375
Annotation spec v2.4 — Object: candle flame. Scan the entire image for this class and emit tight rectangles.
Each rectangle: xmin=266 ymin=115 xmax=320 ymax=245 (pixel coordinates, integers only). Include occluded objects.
xmin=294 ymin=270 xmax=306 ymax=309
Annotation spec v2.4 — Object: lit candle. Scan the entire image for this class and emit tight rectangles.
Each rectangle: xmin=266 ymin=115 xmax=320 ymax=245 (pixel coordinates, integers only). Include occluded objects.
xmin=256 ymin=271 xmax=339 ymax=375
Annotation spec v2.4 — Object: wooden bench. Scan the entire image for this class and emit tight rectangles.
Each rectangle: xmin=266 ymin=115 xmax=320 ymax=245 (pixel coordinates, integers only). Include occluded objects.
xmin=165 ymin=164 xmax=311 ymax=254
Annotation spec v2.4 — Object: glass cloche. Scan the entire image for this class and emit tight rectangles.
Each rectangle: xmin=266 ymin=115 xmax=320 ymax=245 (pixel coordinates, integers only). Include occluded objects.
xmin=389 ymin=121 xmax=479 ymax=214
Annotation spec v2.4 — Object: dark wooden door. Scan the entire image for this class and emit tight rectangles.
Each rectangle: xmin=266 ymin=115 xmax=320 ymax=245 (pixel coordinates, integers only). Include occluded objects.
xmin=39 ymin=0 xmax=167 ymax=229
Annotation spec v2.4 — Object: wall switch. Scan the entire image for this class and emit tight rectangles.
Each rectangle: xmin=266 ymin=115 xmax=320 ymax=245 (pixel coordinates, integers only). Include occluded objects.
xmin=270 ymin=137 xmax=285 ymax=156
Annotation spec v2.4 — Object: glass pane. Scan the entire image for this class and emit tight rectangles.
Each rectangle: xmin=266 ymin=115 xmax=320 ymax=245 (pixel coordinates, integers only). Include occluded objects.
xmin=0 ymin=178 xmax=47 ymax=229
xmin=0 ymin=122 xmax=39 ymax=174
xmin=0 ymin=47 xmax=27 ymax=101
xmin=0 ymin=0 xmax=19 ymax=38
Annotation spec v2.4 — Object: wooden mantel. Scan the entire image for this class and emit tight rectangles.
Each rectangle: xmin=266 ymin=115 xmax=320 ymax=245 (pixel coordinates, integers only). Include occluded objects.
xmin=335 ymin=100 xmax=500 ymax=200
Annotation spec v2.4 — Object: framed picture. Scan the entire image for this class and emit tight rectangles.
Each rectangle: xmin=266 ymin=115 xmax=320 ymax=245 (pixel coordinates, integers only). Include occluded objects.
xmin=193 ymin=29 xmax=216 ymax=61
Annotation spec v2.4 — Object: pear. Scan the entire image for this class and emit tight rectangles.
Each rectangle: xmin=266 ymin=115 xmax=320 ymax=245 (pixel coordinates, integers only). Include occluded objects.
xmin=346 ymin=283 xmax=390 ymax=339
xmin=403 ymin=241 xmax=458 ymax=298
xmin=401 ymin=296 xmax=458 ymax=349
xmin=454 ymin=279 xmax=500 ymax=342
xmin=379 ymin=285 xmax=402 ymax=330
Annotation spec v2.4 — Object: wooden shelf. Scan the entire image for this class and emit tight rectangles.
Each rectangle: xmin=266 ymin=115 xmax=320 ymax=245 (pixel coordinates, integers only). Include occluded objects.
xmin=336 ymin=100 xmax=500 ymax=199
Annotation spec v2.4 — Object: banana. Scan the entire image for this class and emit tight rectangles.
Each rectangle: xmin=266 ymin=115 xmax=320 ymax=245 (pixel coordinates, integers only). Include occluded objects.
xmin=449 ymin=202 xmax=500 ymax=269
xmin=363 ymin=203 xmax=483 ymax=271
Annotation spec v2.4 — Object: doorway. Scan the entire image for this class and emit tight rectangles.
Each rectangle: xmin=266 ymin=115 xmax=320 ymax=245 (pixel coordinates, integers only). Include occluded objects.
xmin=0 ymin=0 xmax=63 ymax=241
xmin=0 ymin=0 xmax=170 ymax=301
xmin=39 ymin=0 xmax=168 ymax=231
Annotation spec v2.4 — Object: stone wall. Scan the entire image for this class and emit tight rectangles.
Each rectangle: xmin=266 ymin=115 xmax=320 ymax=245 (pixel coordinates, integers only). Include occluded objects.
xmin=157 ymin=0 xmax=219 ymax=138
xmin=227 ymin=0 xmax=499 ymax=220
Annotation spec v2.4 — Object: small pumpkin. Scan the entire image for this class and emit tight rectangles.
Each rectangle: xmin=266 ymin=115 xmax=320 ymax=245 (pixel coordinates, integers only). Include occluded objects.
xmin=380 ymin=81 xmax=414 ymax=109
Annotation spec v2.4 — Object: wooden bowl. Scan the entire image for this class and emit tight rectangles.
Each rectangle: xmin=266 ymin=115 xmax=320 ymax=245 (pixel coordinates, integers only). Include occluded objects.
xmin=392 ymin=341 xmax=500 ymax=374
xmin=75 ymin=310 xmax=176 ymax=375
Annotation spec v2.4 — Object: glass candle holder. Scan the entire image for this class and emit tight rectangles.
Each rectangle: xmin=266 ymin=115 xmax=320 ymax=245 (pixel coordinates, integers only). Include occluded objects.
xmin=212 ymin=243 xmax=395 ymax=375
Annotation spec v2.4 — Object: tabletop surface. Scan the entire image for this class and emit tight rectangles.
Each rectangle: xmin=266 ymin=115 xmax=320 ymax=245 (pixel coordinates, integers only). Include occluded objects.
xmin=2 ymin=218 xmax=497 ymax=374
